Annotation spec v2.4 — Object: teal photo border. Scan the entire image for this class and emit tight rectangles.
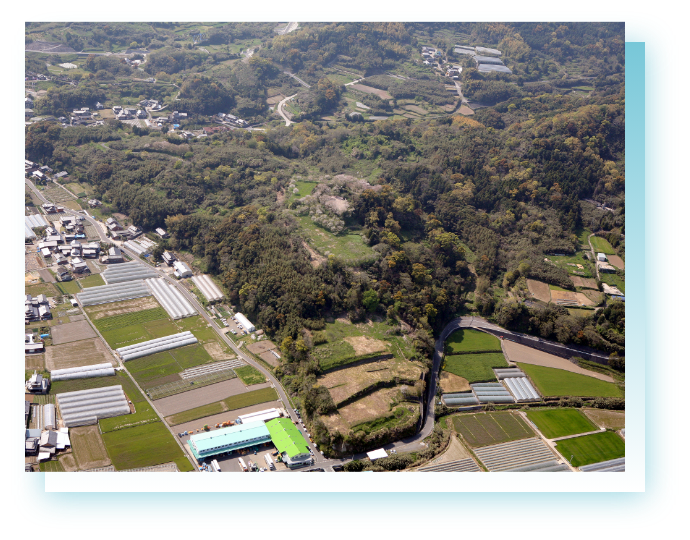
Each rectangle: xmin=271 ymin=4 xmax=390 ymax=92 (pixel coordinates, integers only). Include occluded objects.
xmin=12 ymin=12 xmax=678 ymax=528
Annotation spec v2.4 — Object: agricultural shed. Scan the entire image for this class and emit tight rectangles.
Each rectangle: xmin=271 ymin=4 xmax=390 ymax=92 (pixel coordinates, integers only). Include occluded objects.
xmin=173 ymin=261 xmax=192 ymax=278
xmin=234 ymin=312 xmax=255 ymax=332
xmin=454 ymin=46 xmax=476 ymax=55
xmin=51 ymin=362 xmax=116 ymax=381
xmin=237 ymin=408 xmax=282 ymax=424
xmin=477 ymin=64 xmax=513 ymax=74
xmin=115 ymin=331 xmax=198 ymax=361
xmin=43 ymin=404 xmax=56 ymax=430
xmin=188 ymin=420 xmax=271 ymax=460
xmin=474 ymin=438 xmax=557 ymax=471
xmin=475 ymin=46 xmax=501 ymax=56
xmin=503 ymin=377 xmax=540 ymax=401
xmin=56 ymin=385 xmax=130 ymax=427
xmin=192 ymin=274 xmax=224 ymax=302
xmin=474 ymin=55 xmax=504 ymax=66
xmin=580 ymin=457 xmax=625 ymax=472
xmin=265 ymin=418 xmax=311 ymax=467
xmin=76 ymin=280 xmax=151 ymax=306
xmin=145 ymin=278 xmax=196 ymax=319
xmin=102 ymin=261 xmax=158 ymax=284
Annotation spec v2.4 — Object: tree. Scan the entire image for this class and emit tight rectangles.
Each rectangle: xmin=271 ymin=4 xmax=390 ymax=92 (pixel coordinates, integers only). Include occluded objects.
xmin=362 ymin=289 xmax=379 ymax=312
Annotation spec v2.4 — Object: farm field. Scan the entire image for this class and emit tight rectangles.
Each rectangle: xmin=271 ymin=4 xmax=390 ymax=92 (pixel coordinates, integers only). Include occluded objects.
xmin=170 ymin=400 xmax=283 ymax=436
xmin=92 ymin=307 xmax=168 ymax=333
xmin=49 ymin=371 xmax=144 ymax=403
xmin=101 ymin=422 xmax=194 ymax=471
xmin=517 ymin=363 xmax=623 ymax=398
xmin=554 ymin=431 xmax=625 ymax=467
xmin=547 ymin=251 xmax=594 ymax=278
xmin=590 ymin=236 xmax=616 ymax=254
xmin=70 ymin=425 xmax=112 ymax=470
xmin=452 ymin=412 xmax=534 ymax=448
xmin=25 ymin=282 xmax=59 ymax=297
xmin=526 ymin=279 xmax=552 ymax=303
xmin=149 ymin=377 xmax=249 ymax=416
xmin=40 ymin=460 xmax=65 ymax=472
xmin=296 ymin=216 xmax=376 ymax=263
xmin=99 ymin=400 xmax=160 ymax=433
xmin=600 ymin=272 xmax=625 ymax=294
xmin=502 ymin=341 xmax=615 ymax=382
xmin=55 ymin=280 xmax=82 ymax=295
xmin=44 ymin=337 xmax=115 ymax=370
xmin=50 ymin=320 xmax=97 ymax=345
xmin=442 ymin=353 xmax=508 ymax=383
xmin=85 ymin=297 xmax=161 ymax=320
xmin=445 ymin=328 xmax=501 ymax=353
xmin=570 ymin=276 xmax=599 ymax=289
xmin=166 ymin=386 xmax=278 ymax=425
xmin=525 ymin=408 xmax=599 ymax=439
xmin=582 ymin=408 xmax=625 ymax=430
xmin=607 ymin=255 xmax=625 ymax=270
xmin=439 ymin=371 xmax=471 ymax=392
xmin=235 ymin=365 xmax=266 ymax=386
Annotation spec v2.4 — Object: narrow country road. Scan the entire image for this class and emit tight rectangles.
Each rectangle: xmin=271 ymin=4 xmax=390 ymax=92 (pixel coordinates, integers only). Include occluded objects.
xmin=276 ymin=94 xmax=298 ymax=126
xmin=588 ymin=233 xmax=600 ymax=280
xmin=283 ymin=71 xmax=311 ymax=88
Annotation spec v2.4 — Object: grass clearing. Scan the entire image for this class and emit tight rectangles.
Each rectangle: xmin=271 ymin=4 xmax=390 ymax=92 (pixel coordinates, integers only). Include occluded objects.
xmin=582 ymin=408 xmax=625 ymax=430
xmin=70 ymin=425 xmax=112 ymax=469
xmin=445 ymin=328 xmax=501 ymax=353
xmin=78 ymin=273 xmax=105 ymax=288
xmin=296 ymin=215 xmax=376 ymax=263
xmin=54 ymin=280 xmax=82 ymax=295
xmin=235 ymin=365 xmax=266 ymax=386
xmin=101 ymin=422 xmax=193 ymax=471
xmin=288 ymin=180 xmax=318 ymax=203
xmin=170 ymin=343 xmax=214 ymax=369
xmin=92 ymin=307 xmax=168 ymax=333
xmin=518 ymin=363 xmax=623 ymax=398
xmin=590 ymin=236 xmax=616 ymax=254
xmin=351 ymin=406 xmax=413 ymax=434
xmin=25 ymin=282 xmax=59 ymax=297
xmin=554 ymin=431 xmax=625 ymax=467
xmin=526 ymin=408 xmax=599 ymax=439
xmin=166 ymin=387 xmax=278 ymax=425
xmin=452 ymin=412 xmax=534 ymax=448
xmin=99 ymin=400 xmax=160 ymax=433
xmin=547 ymin=251 xmax=594 ymax=279
xmin=442 ymin=352 xmax=508 ymax=383
xmin=39 ymin=460 xmax=65 ymax=472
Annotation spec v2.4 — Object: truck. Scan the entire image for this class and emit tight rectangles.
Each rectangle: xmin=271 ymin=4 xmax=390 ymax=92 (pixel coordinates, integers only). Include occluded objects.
xmin=264 ymin=453 xmax=275 ymax=470
xmin=211 ymin=459 xmax=221 ymax=472
xmin=238 ymin=457 xmax=247 ymax=472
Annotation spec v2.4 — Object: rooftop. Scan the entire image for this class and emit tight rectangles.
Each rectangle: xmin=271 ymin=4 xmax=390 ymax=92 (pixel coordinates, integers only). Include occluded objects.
xmin=265 ymin=418 xmax=310 ymax=459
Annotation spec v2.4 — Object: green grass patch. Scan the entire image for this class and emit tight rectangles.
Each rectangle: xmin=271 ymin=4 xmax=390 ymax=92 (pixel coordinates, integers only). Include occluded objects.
xmin=55 ymin=280 xmax=82 ymax=295
xmin=170 ymin=343 xmax=214 ymax=369
xmin=554 ymin=431 xmax=625 ymax=467
xmin=78 ymin=273 xmax=105 ymax=288
xmin=445 ymin=329 xmax=501 ymax=353
xmin=599 ymin=272 xmax=625 ymax=294
xmin=548 ymin=251 xmax=595 ymax=278
xmin=442 ymin=353 xmax=508 ymax=383
xmin=518 ymin=363 xmax=623 ymax=398
xmin=526 ymin=408 xmax=599 ymax=439
xmin=92 ymin=308 xmax=168 ymax=333
xmin=235 ymin=365 xmax=267 ymax=385
xmin=101 ymin=422 xmax=191 ymax=471
xmin=49 ymin=371 xmax=145 ymax=403
xmin=99 ymin=324 xmax=152 ymax=349
xmin=126 ymin=351 xmax=181 ymax=383
xmin=288 ymin=180 xmax=319 ymax=203
xmin=352 ymin=406 xmax=414 ymax=434
xmin=39 ymin=460 xmax=65 ymax=472
xmin=143 ymin=318 xmax=182 ymax=338
xmin=99 ymin=400 xmax=160 ymax=433
xmin=452 ymin=412 xmax=534 ymax=448
xmin=25 ymin=282 xmax=59 ymax=297
xmin=296 ymin=215 xmax=376 ymax=263
xmin=574 ymin=228 xmax=592 ymax=245
xmin=590 ymin=236 xmax=616 ymax=254
xmin=548 ymin=284 xmax=570 ymax=291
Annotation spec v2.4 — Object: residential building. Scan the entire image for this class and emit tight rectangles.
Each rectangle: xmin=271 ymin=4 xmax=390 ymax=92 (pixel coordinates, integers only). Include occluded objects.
xmin=25 ymin=334 xmax=44 ymax=354
xmin=106 ymin=217 xmax=123 ymax=232
xmin=70 ymin=257 xmax=88 ymax=274
xmin=162 ymin=251 xmax=176 ymax=266
xmin=173 ymin=260 xmax=192 ymax=278
xmin=126 ymin=225 xmax=142 ymax=238
xmin=25 ymin=371 xmax=49 ymax=393
xmin=155 ymin=227 xmax=168 ymax=238
xmin=101 ymin=246 xmax=124 ymax=264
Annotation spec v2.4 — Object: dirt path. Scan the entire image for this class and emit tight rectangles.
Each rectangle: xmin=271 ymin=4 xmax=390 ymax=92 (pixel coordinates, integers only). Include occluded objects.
xmin=301 ymin=240 xmax=326 ymax=267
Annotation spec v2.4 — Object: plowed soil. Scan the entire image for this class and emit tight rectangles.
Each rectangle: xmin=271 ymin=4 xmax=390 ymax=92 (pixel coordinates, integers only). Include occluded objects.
xmin=71 ymin=425 xmax=112 ymax=470
xmin=343 ymin=336 xmax=387 ymax=355
xmin=439 ymin=371 xmax=471 ymax=393
xmin=527 ymin=279 xmax=551 ymax=302
xmin=85 ymin=297 xmax=160 ymax=319
xmin=44 ymin=338 xmax=116 ymax=370
xmin=570 ymin=276 xmax=598 ymax=289
xmin=51 ymin=320 xmax=97 ymax=345
xmin=608 ymin=255 xmax=625 ymax=270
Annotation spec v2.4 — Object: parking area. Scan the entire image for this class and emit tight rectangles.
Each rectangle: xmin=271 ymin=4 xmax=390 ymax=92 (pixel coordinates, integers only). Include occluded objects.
xmin=185 ymin=439 xmax=288 ymax=472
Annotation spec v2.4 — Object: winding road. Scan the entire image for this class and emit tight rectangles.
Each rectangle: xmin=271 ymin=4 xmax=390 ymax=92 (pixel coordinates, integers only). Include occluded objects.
xmin=276 ymin=94 xmax=298 ymax=126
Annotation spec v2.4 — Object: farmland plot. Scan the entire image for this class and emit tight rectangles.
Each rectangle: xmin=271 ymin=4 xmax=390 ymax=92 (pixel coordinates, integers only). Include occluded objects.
xmin=44 ymin=337 xmax=116 ymax=370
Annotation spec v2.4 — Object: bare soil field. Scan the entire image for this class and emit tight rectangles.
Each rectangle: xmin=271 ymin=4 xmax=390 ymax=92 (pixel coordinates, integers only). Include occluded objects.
xmin=171 ymin=401 xmax=283 ymax=436
xmin=582 ymin=290 xmax=605 ymax=304
xmin=59 ymin=453 xmax=79 ymax=472
xmin=259 ymin=351 xmax=280 ymax=367
xmin=203 ymin=342 xmax=233 ymax=361
xmin=582 ymin=408 xmax=625 ymax=430
xmin=25 ymin=271 xmax=40 ymax=285
xmin=70 ymin=425 xmax=112 ymax=470
xmin=404 ymin=104 xmax=428 ymax=115
xmin=570 ymin=276 xmax=598 ymax=289
xmin=502 ymin=341 xmax=615 ymax=383
xmin=337 ymin=387 xmax=404 ymax=426
xmin=25 ymin=354 xmax=45 ymax=370
xmin=69 ymin=314 xmax=86 ymax=322
xmin=51 ymin=320 xmax=98 ymax=345
xmin=574 ymin=293 xmax=596 ymax=307
xmin=302 ymin=240 xmax=327 ymax=268
xmin=154 ymin=378 xmax=252 ymax=417
xmin=458 ymin=105 xmax=475 ymax=115
xmin=428 ymin=434 xmax=472 ymax=464
xmin=343 ymin=336 xmax=387 ymax=355
xmin=85 ymin=296 xmax=160 ymax=319
xmin=350 ymin=84 xmax=393 ymax=99
xmin=44 ymin=338 xmax=115 ymax=370
xmin=550 ymin=290 xmax=580 ymax=303
xmin=25 ymin=252 xmax=45 ymax=272
xmin=527 ymin=279 xmax=551 ymax=302
xmin=319 ymin=357 xmax=421 ymax=405
xmin=608 ymin=255 xmax=625 ymax=270
xmin=439 ymin=371 xmax=471 ymax=393
xmin=246 ymin=340 xmax=278 ymax=355
xmin=266 ymin=94 xmax=284 ymax=105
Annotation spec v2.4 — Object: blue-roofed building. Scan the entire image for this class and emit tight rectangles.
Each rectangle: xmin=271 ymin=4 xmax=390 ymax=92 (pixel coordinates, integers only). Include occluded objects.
xmin=188 ymin=420 xmax=271 ymax=460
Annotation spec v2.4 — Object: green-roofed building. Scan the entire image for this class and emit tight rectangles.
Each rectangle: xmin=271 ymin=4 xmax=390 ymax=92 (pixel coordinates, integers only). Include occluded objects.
xmin=265 ymin=418 xmax=313 ymax=468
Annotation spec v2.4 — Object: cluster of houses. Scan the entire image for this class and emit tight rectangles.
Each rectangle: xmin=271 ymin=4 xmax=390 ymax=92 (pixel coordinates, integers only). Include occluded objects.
xmin=25 ymin=160 xmax=69 ymax=185
xmin=25 ymin=392 xmax=71 ymax=466
xmin=139 ymin=99 xmax=162 ymax=111
xmin=421 ymin=46 xmax=443 ymax=66
xmin=445 ymin=65 xmax=462 ymax=79
xmin=105 ymin=216 xmax=142 ymax=240
xmin=34 ymin=215 xmax=101 ymax=278
xmin=41 ymin=202 xmax=65 ymax=214
xmin=112 ymin=105 xmax=147 ymax=120
xmin=213 ymin=112 xmax=249 ymax=127
xmin=25 ymin=294 xmax=51 ymax=324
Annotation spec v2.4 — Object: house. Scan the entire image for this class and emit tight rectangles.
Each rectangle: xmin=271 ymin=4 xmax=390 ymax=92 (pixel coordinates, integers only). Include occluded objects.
xmin=56 ymin=266 xmax=72 ymax=281
xmin=54 ymin=171 xmax=69 ymax=181
xmin=70 ymin=240 xmax=82 ymax=257
xmin=25 ymin=108 xmax=34 ymax=119
xmin=88 ymin=199 xmax=102 ymax=207
xmin=102 ymin=246 xmax=124 ymax=264
xmin=597 ymin=260 xmax=616 ymax=274
xmin=70 ymin=257 xmax=88 ymax=274
xmin=32 ymin=170 xmax=46 ymax=182
xmin=25 ymin=334 xmax=44 ymax=354
xmin=82 ymin=242 xmax=100 ymax=258
xmin=25 ymin=96 xmax=34 ymax=108
xmin=25 ymin=294 xmax=51 ymax=323
xmin=173 ymin=260 xmax=192 ymax=278
xmin=25 ymin=371 xmax=49 ymax=393
xmin=95 ymin=102 xmax=104 ymax=110
xmin=162 ymin=251 xmax=176 ymax=266
xmin=106 ymin=217 xmax=123 ymax=232
xmin=25 ymin=436 xmax=39 ymax=456
xmin=597 ymin=253 xmax=608 ymax=262
xmin=42 ymin=202 xmax=58 ymax=213
xmin=155 ymin=227 xmax=168 ymax=238
xmin=126 ymin=225 xmax=142 ymax=238
xmin=53 ymin=253 xmax=68 ymax=266
xmin=112 ymin=105 xmax=122 ymax=114
xmin=25 ymin=160 xmax=38 ymax=173
xmin=137 ymin=109 xmax=147 ymax=118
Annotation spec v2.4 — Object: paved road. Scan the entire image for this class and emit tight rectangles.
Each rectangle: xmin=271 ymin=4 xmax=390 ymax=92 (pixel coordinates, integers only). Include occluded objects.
xmin=276 ymin=94 xmax=298 ymax=126
xmin=276 ymin=22 xmax=299 ymax=35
